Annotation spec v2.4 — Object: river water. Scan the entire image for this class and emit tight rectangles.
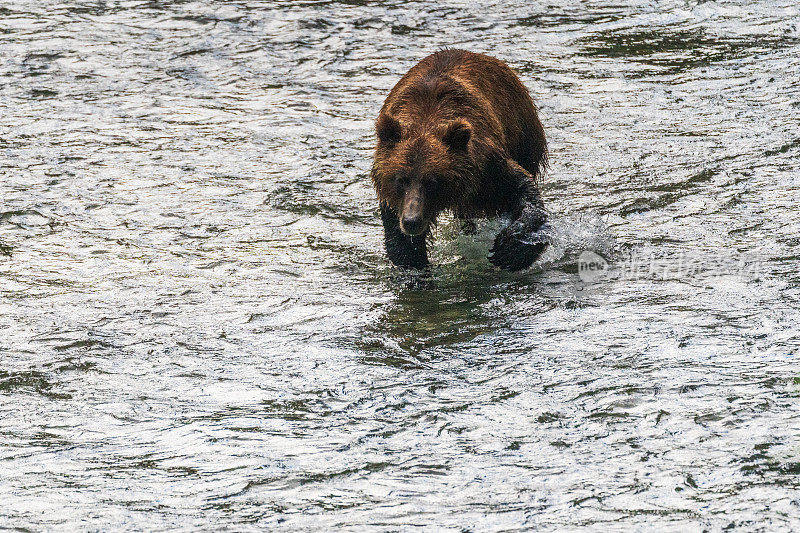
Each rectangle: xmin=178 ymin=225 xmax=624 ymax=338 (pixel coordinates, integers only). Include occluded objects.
xmin=1 ymin=0 xmax=799 ymax=530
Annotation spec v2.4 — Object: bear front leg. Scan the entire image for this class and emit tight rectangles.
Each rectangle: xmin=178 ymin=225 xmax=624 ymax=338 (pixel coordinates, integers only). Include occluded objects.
xmin=488 ymin=160 xmax=549 ymax=271
xmin=380 ymin=204 xmax=429 ymax=269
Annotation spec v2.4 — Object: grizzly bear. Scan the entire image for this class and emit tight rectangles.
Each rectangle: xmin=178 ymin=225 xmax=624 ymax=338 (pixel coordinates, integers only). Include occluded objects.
xmin=371 ymin=49 xmax=549 ymax=271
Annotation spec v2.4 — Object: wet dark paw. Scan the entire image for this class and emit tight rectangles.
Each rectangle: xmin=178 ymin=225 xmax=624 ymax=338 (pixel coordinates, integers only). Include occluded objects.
xmin=488 ymin=228 xmax=548 ymax=272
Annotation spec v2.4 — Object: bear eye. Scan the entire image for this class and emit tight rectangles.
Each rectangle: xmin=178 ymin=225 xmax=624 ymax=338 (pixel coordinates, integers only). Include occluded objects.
xmin=394 ymin=175 xmax=410 ymax=188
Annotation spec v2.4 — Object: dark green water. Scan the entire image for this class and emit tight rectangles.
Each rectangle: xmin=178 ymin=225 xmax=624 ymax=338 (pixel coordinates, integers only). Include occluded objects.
xmin=1 ymin=0 xmax=799 ymax=530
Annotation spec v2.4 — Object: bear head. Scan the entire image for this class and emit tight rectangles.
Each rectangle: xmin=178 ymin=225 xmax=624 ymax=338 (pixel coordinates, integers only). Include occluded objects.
xmin=371 ymin=114 xmax=477 ymax=236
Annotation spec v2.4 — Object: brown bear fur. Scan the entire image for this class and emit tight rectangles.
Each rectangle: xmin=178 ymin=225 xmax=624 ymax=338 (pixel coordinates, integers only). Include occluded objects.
xmin=371 ymin=49 xmax=548 ymax=271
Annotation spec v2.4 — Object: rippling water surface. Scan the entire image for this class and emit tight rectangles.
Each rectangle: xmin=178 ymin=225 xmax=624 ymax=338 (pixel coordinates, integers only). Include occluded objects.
xmin=1 ymin=0 xmax=799 ymax=530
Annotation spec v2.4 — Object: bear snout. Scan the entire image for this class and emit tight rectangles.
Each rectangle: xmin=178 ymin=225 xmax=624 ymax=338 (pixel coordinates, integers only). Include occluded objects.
xmin=400 ymin=212 xmax=427 ymax=236
xmin=399 ymin=187 xmax=428 ymax=236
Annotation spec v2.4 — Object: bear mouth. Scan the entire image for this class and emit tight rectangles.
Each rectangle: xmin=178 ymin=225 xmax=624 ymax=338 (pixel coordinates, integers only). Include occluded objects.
xmin=399 ymin=220 xmax=429 ymax=237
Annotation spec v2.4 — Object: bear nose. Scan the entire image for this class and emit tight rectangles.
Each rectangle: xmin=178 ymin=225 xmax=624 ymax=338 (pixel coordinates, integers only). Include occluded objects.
xmin=401 ymin=214 xmax=424 ymax=235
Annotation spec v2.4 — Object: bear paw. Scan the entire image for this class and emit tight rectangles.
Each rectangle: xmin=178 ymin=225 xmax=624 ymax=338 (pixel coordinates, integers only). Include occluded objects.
xmin=488 ymin=225 xmax=548 ymax=272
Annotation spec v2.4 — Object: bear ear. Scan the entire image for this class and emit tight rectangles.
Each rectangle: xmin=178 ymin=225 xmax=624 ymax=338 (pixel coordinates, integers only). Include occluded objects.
xmin=442 ymin=120 xmax=471 ymax=152
xmin=376 ymin=114 xmax=401 ymax=145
